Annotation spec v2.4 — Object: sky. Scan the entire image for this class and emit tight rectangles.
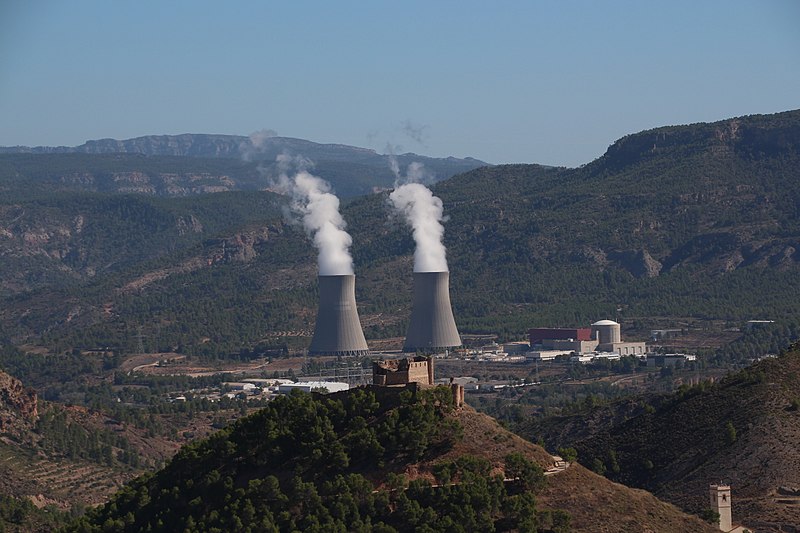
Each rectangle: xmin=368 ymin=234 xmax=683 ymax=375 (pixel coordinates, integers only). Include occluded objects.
xmin=1 ymin=1 xmax=798 ymax=167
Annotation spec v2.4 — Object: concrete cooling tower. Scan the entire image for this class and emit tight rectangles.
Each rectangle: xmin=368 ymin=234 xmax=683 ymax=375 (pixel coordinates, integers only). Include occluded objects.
xmin=403 ymin=271 xmax=461 ymax=353
xmin=308 ymin=275 xmax=369 ymax=356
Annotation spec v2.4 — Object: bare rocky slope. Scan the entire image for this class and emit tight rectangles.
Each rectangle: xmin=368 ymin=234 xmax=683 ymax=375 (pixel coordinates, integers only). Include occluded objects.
xmin=0 ymin=369 xmax=37 ymax=436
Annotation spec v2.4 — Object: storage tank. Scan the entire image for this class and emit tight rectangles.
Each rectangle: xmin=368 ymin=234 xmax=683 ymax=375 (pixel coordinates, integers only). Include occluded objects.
xmin=308 ymin=274 xmax=369 ymax=356
xmin=591 ymin=319 xmax=621 ymax=345
xmin=403 ymin=271 xmax=461 ymax=352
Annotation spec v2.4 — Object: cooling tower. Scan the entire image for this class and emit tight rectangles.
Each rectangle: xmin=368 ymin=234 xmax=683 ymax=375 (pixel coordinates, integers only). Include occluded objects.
xmin=308 ymin=275 xmax=369 ymax=356
xmin=403 ymin=271 xmax=461 ymax=352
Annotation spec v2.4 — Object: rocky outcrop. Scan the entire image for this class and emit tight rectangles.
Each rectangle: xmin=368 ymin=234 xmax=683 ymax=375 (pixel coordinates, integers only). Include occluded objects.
xmin=608 ymin=249 xmax=663 ymax=278
xmin=175 ymin=215 xmax=203 ymax=235
xmin=0 ymin=370 xmax=38 ymax=432
xmin=210 ymin=227 xmax=275 ymax=264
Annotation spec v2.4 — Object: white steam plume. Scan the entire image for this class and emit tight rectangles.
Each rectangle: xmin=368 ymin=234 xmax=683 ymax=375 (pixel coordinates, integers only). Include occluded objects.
xmin=274 ymin=155 xmax=353 ymax=276
xmin=389 ymin=178 xmax=448 ymax=273
xmin=240 ymin=128 xmax=278 ymax=161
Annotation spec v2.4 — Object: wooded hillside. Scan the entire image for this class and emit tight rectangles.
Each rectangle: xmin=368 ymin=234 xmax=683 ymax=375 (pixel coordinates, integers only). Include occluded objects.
xmin=1 ymin=111 xmax=798 ymax=357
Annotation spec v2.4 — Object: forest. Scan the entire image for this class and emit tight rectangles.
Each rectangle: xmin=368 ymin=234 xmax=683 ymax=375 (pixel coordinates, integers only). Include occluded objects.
xmin=65 ymin=387 xmax=569 ymax=533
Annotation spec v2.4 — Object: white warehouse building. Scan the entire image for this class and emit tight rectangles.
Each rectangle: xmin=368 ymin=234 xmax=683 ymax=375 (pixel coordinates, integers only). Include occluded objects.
xmin=277 ymin=381 xmax=350 ymax=394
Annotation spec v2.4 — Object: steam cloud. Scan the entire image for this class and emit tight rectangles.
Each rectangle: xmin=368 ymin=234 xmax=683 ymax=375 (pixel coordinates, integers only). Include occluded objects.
xmin=249 ymin=128 xmax=278 ymax=149
xmin=400 ymin=119 xmax=428 ymax=146
xmin=389 ymin=163 xmax=448 ymax=273
xmin=240 ymin=128 xmax=278 ymax=161
xmin=274 ymin=155 xmax=354 ymax=276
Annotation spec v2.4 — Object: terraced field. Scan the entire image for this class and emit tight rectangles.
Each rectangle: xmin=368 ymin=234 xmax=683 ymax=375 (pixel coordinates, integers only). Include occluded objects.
xmin=0 ymin=442 xmax=132 ymax=508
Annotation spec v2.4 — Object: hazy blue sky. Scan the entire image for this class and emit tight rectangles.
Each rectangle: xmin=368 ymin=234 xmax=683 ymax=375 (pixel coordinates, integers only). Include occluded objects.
xmin=1 ymin=1 xmax=798 ymax=166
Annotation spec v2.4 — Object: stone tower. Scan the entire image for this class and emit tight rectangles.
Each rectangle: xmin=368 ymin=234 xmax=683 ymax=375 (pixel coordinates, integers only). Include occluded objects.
xmin=709 ymin=484 xmax=732 ymax=532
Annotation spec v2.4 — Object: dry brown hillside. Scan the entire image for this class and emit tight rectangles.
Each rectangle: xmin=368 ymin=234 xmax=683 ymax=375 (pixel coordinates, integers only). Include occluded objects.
xmin=0 ymin=368 xmax=180 ymax=509
xmin=539 ymin=465 xmax=719 ymax=533
xmin=531 ymin=346 xmax=800 ymax=532
xmin=414 ymin=405 xmax=718 ymax=533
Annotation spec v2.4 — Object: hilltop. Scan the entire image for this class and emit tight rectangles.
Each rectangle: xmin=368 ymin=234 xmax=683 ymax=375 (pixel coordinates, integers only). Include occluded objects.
xmin=0 ymin=134 xmax=487 ymax=198
xmin=518 ymin=343 xmax=800 ymax=532
xmin=1 ymin=110 xmax=799 ymax=357
xmin=65 ymin=385 xmax=717 ymax=532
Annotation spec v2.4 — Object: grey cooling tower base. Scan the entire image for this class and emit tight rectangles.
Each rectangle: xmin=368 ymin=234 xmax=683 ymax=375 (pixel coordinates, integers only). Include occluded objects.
xmin=403 ymin=271 xmax=461 ymax=353
xmin=308 ymin=275 xmax=370 ymax=357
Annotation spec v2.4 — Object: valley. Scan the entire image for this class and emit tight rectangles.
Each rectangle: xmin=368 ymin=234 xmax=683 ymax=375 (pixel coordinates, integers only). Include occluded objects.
xmin=1 ymin=110 xmax=799 ymax=531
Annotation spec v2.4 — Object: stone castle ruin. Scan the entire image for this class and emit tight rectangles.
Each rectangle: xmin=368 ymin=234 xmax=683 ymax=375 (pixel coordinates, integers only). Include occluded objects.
xmin=372 ymin=355 xmax=463 ymax=407
xmin=372 ymin=355 xmax=434 ymax=386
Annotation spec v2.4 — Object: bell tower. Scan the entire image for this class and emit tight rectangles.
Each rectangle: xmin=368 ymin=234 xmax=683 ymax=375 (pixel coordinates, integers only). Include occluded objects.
xmin=709 ymin=484 xmax=732 ymax=532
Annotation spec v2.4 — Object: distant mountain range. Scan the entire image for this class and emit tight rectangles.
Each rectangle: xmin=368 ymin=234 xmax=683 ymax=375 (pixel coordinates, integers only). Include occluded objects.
xmin=1 ymin=110 xmax=799 ymax=357
xmin=0 ymin=134 xmax=488 ymax=198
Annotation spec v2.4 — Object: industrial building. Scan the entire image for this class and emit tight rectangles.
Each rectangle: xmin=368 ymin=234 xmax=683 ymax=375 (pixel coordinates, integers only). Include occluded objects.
xmin=592 ymin=319 xmax=647 ymax=356
xmin=528 ymin=320 xmax=647 ymax=360
xmin=503 ymin=341 xmax=530 ymax=355
xmin=528 ymin=327 xmax=600 ymax=353
xmin=526 ymin=350 xmax=573 ymax=362
xmin=278 ymin=381 xmax=350 ymax=394
xmin=529 ymin=327 xmax=593 ymax=345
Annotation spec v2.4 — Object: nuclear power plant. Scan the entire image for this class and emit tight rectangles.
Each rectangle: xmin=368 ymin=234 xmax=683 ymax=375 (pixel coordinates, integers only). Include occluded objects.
xmin=308 ymin=274 xmax=370 ymax=356
xmin=307 ymin=271 xmax=461 ymax=357
xmin=402 ymin=271 xmax=461 ymax=353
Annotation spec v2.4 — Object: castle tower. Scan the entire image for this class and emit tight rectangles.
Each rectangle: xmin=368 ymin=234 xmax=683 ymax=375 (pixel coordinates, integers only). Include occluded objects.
xmin=709 ymin=484 xmax=732 ymax=532
xmin=403 ymin=271 xmax=461 ymax=353
xmin=308 ymin=275 xmax=369 ymax=356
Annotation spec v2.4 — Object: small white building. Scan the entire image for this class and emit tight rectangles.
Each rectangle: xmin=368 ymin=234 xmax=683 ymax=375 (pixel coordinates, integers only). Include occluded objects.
xmin=503 ymin=341 xmax=531 ymax=355
xmin=591 ymin=351 xmax=622 ymax=361
xmin=646 ymin=353 xmax=697 ymax=367
xmin=527 ymin=350 xmax=572 ymax=361
xmin=223 ymin=382 xmax=256 ymax=391
xmin=277 ymin=381 xmax=350 ymax=394
xmin=243 ymin=378 xmax=295 ymax=387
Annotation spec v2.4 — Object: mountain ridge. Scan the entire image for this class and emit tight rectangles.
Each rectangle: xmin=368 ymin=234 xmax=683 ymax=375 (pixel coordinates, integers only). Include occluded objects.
xmin=1 ymin=110 xmax=799 ymax=356
xmin=0 ymin=134 xmax=489 ymax=199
